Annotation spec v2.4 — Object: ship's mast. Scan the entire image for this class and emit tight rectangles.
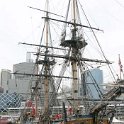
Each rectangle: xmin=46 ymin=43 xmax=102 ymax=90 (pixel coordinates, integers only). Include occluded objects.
xmin=27 ymin=0 xmax=54 ymax=123
xmin=33 ymin=0 xmax=50 ymax=119
xmin=41 ymin=0 xmax=56 ymax=122
xmin=71 ymin=0 xmax=79 ymax=113
xmin=60 ymin=0 xmax=87 ymax=113
xmin=44 ymin=0 xmax=49 ymax=115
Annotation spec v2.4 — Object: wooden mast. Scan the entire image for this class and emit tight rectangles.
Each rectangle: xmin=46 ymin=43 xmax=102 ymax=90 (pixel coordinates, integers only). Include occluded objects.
xmin=60 ymin=0 xmax=87 ymax=114
xmin=71 ymin=0 xmax=79 ymax=113
xmin=44 ymin=0 xmax=49 ymax=115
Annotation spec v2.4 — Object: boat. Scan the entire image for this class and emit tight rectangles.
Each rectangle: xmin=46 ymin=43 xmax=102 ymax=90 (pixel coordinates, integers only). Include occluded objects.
xmin=13 ymin=0 xmax=124 ymax=124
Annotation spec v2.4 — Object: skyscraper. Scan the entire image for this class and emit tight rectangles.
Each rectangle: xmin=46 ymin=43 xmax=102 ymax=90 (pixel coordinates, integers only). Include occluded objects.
xmin=80 ymin=68 xmax=103 ymax=99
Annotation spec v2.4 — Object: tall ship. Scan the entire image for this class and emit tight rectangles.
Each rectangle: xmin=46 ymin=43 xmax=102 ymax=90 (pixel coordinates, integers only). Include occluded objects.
xmin=6 ymin=0 xmax=124 ymax=124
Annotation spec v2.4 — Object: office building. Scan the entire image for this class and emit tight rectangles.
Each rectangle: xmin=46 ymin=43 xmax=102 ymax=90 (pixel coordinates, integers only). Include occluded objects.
xmin=80 ymin=68 xmax=103 ymax=99
xmin=1 ymin=69 xmax=11 ymax=93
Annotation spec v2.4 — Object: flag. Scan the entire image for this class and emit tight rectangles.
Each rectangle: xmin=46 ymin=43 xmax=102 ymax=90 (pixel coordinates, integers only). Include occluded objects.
xmin=118 ymin=54 xmax=123 ymax=72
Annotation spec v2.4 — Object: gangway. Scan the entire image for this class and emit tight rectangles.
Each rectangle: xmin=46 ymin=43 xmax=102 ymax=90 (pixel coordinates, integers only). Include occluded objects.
xmin=90 ymin=86 xmax=124 ymax=114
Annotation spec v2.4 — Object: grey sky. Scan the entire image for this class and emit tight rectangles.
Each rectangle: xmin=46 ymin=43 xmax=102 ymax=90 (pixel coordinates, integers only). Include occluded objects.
xmin=0 ymin=0 xmax=124 ymax=82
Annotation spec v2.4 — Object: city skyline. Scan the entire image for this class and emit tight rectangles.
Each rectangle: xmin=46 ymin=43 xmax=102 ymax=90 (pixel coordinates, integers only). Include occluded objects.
xmin=0 ymin=0 xmax=124 ymax=82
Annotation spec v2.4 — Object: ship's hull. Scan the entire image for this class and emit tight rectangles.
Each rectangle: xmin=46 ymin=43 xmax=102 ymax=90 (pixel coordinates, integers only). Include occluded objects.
xmin=66 ymin=118 xmax=109 ymax=124
xmin=52 ymin=115 xmax=109 ymax=124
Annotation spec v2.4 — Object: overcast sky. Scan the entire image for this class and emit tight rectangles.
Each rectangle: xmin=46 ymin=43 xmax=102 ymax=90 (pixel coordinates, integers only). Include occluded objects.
xmin=0 ymin=0 xmax=124 ymax=82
